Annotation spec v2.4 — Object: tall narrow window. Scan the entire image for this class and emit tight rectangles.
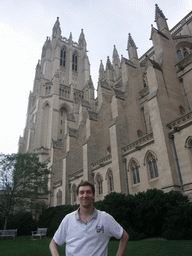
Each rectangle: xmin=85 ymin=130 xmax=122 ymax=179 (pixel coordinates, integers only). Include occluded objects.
xmin=183 ymin=48 xmax=189 ymax=57
xmin=147 ymin=153 xmax=159 ymax=179
xmin=72 ymin=53 xmax=77 ymax=71
xmin=177 ymin=50 xmax=183 ymax=61
xmin=96 ymin=174 xmax=103 ymax=195
xmin=60 ymin=48 xmax=66 ymax=67
xmin=130 ymin=160 xmax=140 ymax=184
xmin=107 ymin=169 xmax=114 ymax=192
xmin=72 ymin=184 xmax=77 ymax=204
xmin=57 ymin=190 xmax=62 ymax=206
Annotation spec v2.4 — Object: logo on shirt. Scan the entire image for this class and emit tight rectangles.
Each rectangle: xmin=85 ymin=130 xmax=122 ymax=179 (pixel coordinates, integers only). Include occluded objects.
xmin=96 ymin=225 xmax=104 ymax=233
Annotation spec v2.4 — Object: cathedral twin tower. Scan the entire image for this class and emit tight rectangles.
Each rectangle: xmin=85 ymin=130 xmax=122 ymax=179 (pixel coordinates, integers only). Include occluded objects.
xmin=19 ymin=5 xmax=192 ymax=207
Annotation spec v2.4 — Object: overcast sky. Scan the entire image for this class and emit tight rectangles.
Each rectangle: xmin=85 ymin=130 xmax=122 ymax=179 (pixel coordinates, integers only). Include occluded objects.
xmin=0 ymin=0 xmax=191 ymax=155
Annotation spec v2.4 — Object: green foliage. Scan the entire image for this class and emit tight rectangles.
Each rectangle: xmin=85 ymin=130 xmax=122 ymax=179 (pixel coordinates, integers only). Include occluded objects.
xmin=6 ymin=212 xmax=38 ymax=236
xmin=0 ymin=153 xmax=50 ymax=229
xmin=38 ymin=204 xmax=78 ymax=237
xmin=162 ymin=203 xmax=192 ymax=240
xmin=37 ymin=189 xmax=190 ymax=241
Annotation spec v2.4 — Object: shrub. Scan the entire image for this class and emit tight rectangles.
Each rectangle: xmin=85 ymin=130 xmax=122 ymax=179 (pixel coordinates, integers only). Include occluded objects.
xmin=162 ymin=203 xmax=192 ymax=240
xmin=7 ymin=212 xmax=37 ymax=236
xmin=38 ymin=204 xmax=78 ymax=237
xmin=37 ymin=189 xmax=190 ymax=240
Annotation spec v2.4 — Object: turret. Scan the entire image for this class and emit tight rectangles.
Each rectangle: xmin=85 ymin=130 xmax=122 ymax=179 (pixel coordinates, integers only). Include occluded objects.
xmin=154 ymin=4 xmax=169 ymax=32
xmin=78 ymin=29 xmax=87 ymax=51
xmin=87 ymin=76 xmax=94 ymax=100
xmin=52 ymin=17 xmax=61 ymax=39
xmin=106 ymin=56 xmax=114 ymax=83
xmin=35 ymin=60 xmax=41 ymax=79
xmin=69 ymin=32 xmax=73 ymax=44
xmin=113 ymin=45 xmax=121 ymax=78
xmin=127 ymin=33 xmax=138 ymax=60
xmin=99 ymin=60 xmax=105 ymax=80
xmin=113 ymin=45 xmax=120 ymax=67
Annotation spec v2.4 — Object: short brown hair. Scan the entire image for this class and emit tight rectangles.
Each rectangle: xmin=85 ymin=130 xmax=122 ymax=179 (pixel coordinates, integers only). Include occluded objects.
xmin=76 ymin=180 xmax=95 ymax=195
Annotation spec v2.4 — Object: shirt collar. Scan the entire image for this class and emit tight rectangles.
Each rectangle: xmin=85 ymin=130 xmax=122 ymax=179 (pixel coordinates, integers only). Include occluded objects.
xmin=75 ymin=207 xmax=98 ymax=221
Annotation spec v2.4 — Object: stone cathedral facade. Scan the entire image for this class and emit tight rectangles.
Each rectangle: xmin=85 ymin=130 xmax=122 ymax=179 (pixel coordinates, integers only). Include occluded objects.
xmin=19 ymin=5 xmax=192 ymax=206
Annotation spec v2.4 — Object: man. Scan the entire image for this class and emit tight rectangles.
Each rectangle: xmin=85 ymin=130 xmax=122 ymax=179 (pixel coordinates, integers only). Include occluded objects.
xmin=49 ymin=181 xmax=129 ymax=256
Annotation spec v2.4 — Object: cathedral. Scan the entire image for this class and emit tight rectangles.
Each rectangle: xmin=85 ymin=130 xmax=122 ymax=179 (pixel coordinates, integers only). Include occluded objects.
xmin=19 ymin=5 xmax=192 ymax=206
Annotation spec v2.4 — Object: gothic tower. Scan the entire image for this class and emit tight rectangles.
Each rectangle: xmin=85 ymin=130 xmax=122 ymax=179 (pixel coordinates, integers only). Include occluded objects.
xmin=19 ymin=5 xmax=192 ymax=206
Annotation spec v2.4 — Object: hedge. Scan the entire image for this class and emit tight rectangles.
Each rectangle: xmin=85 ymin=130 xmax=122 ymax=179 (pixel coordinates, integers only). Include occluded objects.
xmin=2 ymin=189 xmax=190 ymax=239
xmin=37 ymin=189 xmax=190 ymax=240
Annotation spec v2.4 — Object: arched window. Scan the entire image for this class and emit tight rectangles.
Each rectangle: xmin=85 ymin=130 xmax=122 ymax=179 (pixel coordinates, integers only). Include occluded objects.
xmin=72 ymin=184 xmax=77 ymax=204
xmin=177 ymin=50 xmax=183 ymax=61
xmin=60 ymin=48 xmax=66 ymax=67
xmin=179 ymin=105 xmax=185 ymax=115
xmin=183 ymin=48 xmax=189 ymax=57
xmin=185 ymin=136 xmax=192 ymax=152
xmin=45 ymin=86 xmax=51 ymax=94
xmin=96 ymin=173 xmax=103 ymax=195
xmin=106 ymin=169 xmax=114 ymax=192
xmin=57 ymin=190 xmax=62 ymax=206
xmin=58 ymin=106 xmax=68 ymax=140
xmin=143 ymin=74 xmax=148 ymax=88
xmin=146 ymin=152 xmax=159 ymax=179
xmin=72 ymin=53 xmax=78 ymax=71
xmin=137 ymin=130 xmax=143 ymax=138
xmin=130 ymin=159 xmax=140 ymax=184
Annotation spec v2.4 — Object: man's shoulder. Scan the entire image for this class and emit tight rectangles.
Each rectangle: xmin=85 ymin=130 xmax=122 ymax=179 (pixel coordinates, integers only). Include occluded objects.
xmin=62 ymin=209 xmax=77 ymax=221
xmin=96 ymin=209 xmax=110 ymax=218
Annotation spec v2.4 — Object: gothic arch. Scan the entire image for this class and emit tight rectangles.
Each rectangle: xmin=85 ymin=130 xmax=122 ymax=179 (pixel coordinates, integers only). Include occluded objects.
xmin=42 ymin=101 xmax=51 ymax=109
xmin=60 ymin=45 xmax=68 ymax=52
xmin=142 ymin=72 xmax=148 ymax=88
xmin=59 ymin=103 xmax=71 ymax=113
xmin=128 ymin=157 xmax=140 ymax=171
xmin=144 ymin=150 xmax=159 ymax=179
xmin=144 ymin=150 xmax=158 ymax=166
xmin=72 ymin=51 xmax=78 ymax=72
xmin=58 ymin=105 xmax=69 ymax=139
xmin=176 ymin=42 xmax=192 ymax=61
xmin=128 ymin=158 xmax=140 ymax=185
xmin=72 ymin=183 xmax=77 ymax=204
xmin=41 ymin=102 xmax=51 ymax=147
xmin=105 ymin=168 xmax=114 ymax=192
xmin=95 ymin=172 xmax=103 ymax=195
xmin=185 ymin=136 xmax=192 ymax=148
xmin=60 ymin=46 xmax=67 ymax=67
xmin=56 ymin=189 xmax=62 ymax=206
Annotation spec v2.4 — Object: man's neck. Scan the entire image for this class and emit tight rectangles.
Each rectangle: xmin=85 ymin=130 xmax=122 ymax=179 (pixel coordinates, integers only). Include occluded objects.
xmin=79 ymin=206 xmax=94 ymax=217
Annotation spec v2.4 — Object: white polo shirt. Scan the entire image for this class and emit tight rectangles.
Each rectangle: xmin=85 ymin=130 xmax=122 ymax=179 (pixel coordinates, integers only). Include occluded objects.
xmin=53 ymin=208 xmax=123 ymax=256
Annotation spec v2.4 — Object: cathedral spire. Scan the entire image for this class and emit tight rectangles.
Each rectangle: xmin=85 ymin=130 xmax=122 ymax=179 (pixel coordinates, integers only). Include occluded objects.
xmin=127 ymin=33 xmax=138 ymax=60
xmin=78 ymin=29 xmax=87 ymax=50
xmin=52 ymin=17 xmax=61 ymax=38
xmin=35 ymin=60 xmax=41 ymax=79
xmin=106 ymin=56 xmax=113 ymax=70
xmin=69 ymin=32 xmax=73 ymax=44
xmin=154 ymin=4 xmax=169 ymax=32
xmin=113 ymin=45 xmax=120 ymax=67
xmin=99 ymin=60 xmax=105 ymax=80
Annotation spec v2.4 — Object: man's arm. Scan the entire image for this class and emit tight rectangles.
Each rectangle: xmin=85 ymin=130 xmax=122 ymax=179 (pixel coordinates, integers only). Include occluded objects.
xmin=116 ymin=229 xmax=129 ymax=256
xmin=49 ymin=239 xmax=60 ymax=256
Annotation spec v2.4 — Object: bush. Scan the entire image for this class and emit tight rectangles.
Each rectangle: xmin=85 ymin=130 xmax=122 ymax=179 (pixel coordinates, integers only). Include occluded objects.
xmin=7 ymin=212 xmax=37 ymax=236
xmin=39 ymin=204 xmax=78 ymax=237
xmin=131 ymin=189 xmax=168 ymax=237
xmin=37 ymin=189 xmax=190 ymax=240
xmin=162 ymin=203 xmax=192 ymax=240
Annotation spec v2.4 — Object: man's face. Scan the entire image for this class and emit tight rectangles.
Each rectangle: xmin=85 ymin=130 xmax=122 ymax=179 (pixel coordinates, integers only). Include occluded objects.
xmin=77 ymin=185 xmax=95 ymax=208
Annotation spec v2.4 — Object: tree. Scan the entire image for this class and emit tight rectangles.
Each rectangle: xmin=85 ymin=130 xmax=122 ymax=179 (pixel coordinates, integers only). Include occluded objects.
xmin=0 ymin=153 xmax=50 ymax=230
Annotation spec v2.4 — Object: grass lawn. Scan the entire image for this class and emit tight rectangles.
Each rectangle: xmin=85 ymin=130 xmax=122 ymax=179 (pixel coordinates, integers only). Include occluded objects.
xmin=0 ymin=236 xmax=192 ymax=256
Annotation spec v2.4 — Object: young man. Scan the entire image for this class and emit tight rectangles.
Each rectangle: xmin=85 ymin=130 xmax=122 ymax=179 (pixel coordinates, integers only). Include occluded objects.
xmin=49 ymin=181 xmax=129 ymax=256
